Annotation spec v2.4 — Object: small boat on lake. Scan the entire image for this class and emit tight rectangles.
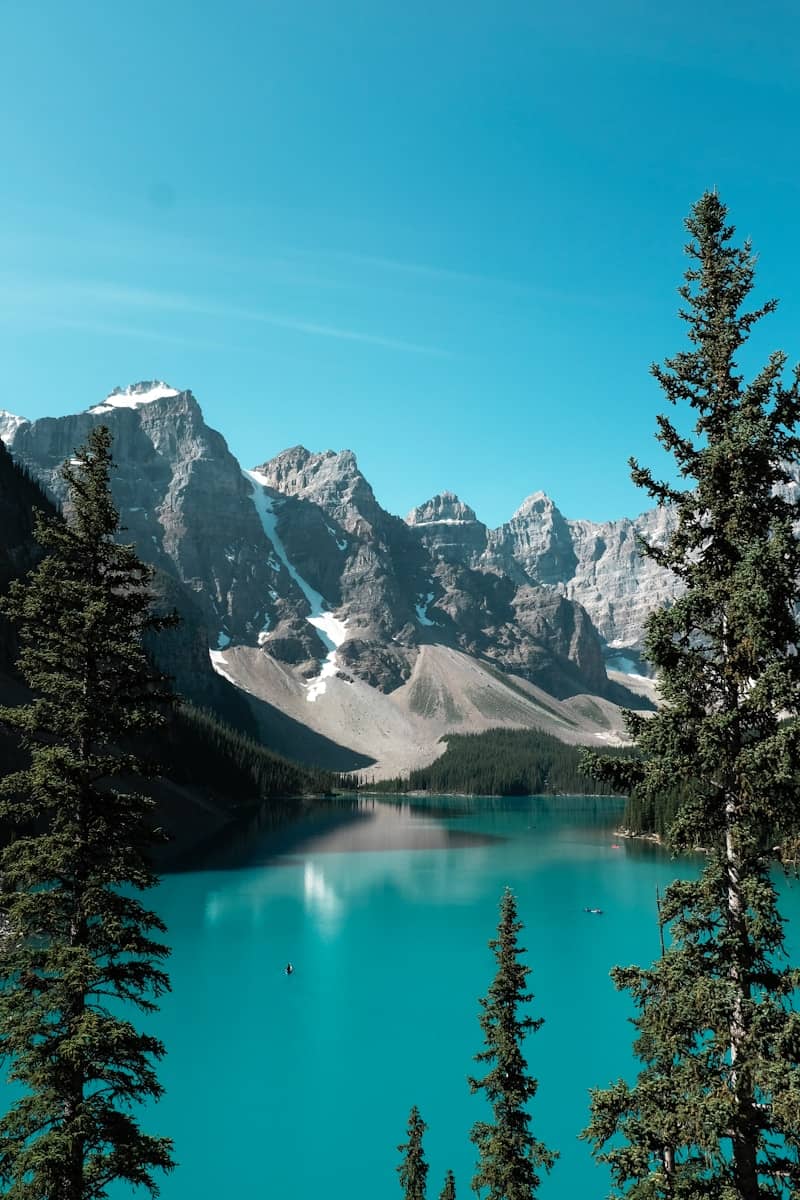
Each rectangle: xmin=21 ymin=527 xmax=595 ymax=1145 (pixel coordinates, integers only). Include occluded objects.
xmin=584 ymin=907 xmax=603 ymax=915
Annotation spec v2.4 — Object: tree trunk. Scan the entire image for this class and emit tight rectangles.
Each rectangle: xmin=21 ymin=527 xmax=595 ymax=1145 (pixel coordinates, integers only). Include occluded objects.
xmin=62 ymin=783 xmax=88 ymax=1200
xmin=724 ymin=799 xmax=760 ymax=1200
xmin=61 ymin=1085 xmax=84 ymax=1200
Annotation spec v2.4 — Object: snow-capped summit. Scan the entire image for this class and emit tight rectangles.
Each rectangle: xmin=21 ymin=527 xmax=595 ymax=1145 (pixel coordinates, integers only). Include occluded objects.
xmin=0 ymin=410 xmax=29 ymax=447
xmin=89 ymin=381 xmax=180 ymax=415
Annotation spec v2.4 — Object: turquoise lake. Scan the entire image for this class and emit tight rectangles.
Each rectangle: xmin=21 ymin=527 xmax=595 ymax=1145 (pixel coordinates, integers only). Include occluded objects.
xmin=111 ymin=795 xmax=800 ymax=1197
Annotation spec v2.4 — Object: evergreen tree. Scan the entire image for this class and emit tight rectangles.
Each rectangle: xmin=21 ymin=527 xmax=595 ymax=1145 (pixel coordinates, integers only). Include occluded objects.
xmin=369 ymin=727 xmax=637 ymax=798
xmin=439 ymin=1168 xmax=456 ymax=1199
xmin=469 ymin=888 xmax=556 ymax=1199
xmin=582 ymin=193 xmax=800 ymax=1197
xmin=397 ymin=1106 xmax=428 ymax=1200
xmin=0 ymin=426 xmax=176 ymax=1199
xmin=586 ymin=865 xmax=800 ymax=1197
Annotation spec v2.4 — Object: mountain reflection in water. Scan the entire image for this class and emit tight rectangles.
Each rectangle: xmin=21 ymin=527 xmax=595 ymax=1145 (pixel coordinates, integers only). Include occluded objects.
xmin=198 ymin=794 xmax=505 ymax=872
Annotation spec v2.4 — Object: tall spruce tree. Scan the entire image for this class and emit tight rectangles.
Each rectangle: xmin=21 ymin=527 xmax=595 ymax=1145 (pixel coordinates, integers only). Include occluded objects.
xmin=468 ymin=888 xmax=556 ymax=1200
xmin=583 ymin=193 xmax=800 ymax=1197
xmin=0 ymin=426 xmax=176 ymax=1199
xmin=438 ymin=1168 xmax=456 ymax=1199
xmin=397 ymin=1106 xmax=428 ymax=1200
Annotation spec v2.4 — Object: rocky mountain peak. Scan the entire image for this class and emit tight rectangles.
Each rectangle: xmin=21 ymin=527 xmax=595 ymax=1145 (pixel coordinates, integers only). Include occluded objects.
xmin=406 ymin=492 xmax=487 ymax=569
xmin=405 ymin=491 xmax=478 ymax=527
xmin=88 ymin=380 xmax=181 ymax=414
xmin=6 ymin=385 xmax=320 ymax=669
xmin=0 ymin=410 xmax=29 ymax=447
xmin=254 ymin=445 xmax=383 ymax=534
xmin=255 ymin=445 xmax=363 ymax=492
xmin=483 ymin=489 xmax=578 ymax=588
xmin=511 ymin=490 xmax=560 ymax=520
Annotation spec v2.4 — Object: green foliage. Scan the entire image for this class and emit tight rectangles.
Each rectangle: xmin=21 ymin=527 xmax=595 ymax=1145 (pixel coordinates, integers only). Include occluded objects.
xmin=158 ymin=704 xmax=335 ymax=802
xmin=469 ymin=888 xmax=556 ymax=1200
xmin=438 ymin=1168 xmax=456 ymax=1199
xmin=585 ymin=191 xmax=800 ymax=851
xmin=0 ymin=427 xmax=175 ymax=1198
xmin=370 ymin=727 xmax=636 ymax=797
xmin=0 ymin=439 xmax=58 ymax=673
xmin=397 ymin=1106 xmax=428 ymax=1200
xmin=584 ymin=857 xmax=800 ymax=1197
xmin=621 ymin=784 xmax=683 ymax=840
xmin=582 ymin=193 xmax=800 ymax=1197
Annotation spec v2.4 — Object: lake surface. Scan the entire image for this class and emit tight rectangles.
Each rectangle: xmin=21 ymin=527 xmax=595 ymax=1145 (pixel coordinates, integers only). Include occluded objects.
xmin=99 ymin=796 xmax=800 ymax=1196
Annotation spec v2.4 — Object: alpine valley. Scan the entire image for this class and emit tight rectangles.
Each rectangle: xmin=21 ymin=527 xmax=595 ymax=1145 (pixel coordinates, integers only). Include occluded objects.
xmin=0 ymin=381 xmax=673 ymax=780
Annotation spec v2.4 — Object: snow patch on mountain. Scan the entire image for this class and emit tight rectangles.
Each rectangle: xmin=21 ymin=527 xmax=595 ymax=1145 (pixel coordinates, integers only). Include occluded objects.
xmin=0 ymin=410 xmax=28 ymax=446
xmin=410 ymin=518 xmax=472 ymax=527
xmin=305 ymin=613 xmax=349 ymax=701
xmin=308 ymin=612 xmax=348 ymax=654
xmin=244 ymin=469 xmax=326 ymax=612
xmin=89 ymin=381 xmax=179 ymax=414
xmin=305 ymin=653 xmax=340 ymax=702
xmin=244 ymin=468 xmax=349 ymax=697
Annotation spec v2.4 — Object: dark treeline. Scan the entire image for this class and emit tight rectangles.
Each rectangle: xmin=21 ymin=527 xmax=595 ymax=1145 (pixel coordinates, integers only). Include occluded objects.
xmin=0 ymin=702 xmax=339 ymax=809
xmin=155 ymin=704 xmax=336 ymax=802
xmin=0 ymin=441 xmax=58 ymax=671
xmin=622 ymin=785 xmax=682 ymax=838
xmin=368 ymin=727 xmax=637 ymax=797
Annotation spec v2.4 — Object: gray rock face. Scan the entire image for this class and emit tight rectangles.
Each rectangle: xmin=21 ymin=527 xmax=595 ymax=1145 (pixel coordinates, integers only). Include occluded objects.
xmin=493 ymin=461 xmax=799 ymax=652
xmin=8 ymin=385 xmax=322 ymax=668
xmin=254 ymin=456 xmax=617 ymax=698
xmin=259 ymin=445 xmax=387 ymax=535
xmin=2 ymin=381 xmax=649 ymax=717
xmin=486 ymin=492 xmax=578 ymax=585
xmin=512 ymin=587 xmax=608 ymax=696
xmin=564 ymin=505 xmax=678 ymax=649
xmin=0 ymin=432 xmax=255 ymax=729
xmin=253 ymin=446 xmax=427 ymax=690
xmin=400 ymin=488 xmax=679 ymax=657
xmin=406 ymin=491 xmax=478 ymax=526
xmin=407 ymin=492 xmax=488 ymax=564
xmin=474 ymin=492 xmax=678 ymax=652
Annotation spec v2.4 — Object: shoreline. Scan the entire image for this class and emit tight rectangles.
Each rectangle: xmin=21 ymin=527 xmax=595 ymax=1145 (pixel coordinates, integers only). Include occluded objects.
xmin=614 ymin=827 xmax=714 ymax=855
xmin=358 ymin=788 xmax=627 ymax=800
xmin=614 ymin=827 xmax=663 ymax=844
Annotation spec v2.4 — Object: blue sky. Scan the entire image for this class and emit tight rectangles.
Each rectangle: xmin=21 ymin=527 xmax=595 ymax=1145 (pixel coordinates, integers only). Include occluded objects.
xmin=2 ymin=0 xmax=800 ymax=526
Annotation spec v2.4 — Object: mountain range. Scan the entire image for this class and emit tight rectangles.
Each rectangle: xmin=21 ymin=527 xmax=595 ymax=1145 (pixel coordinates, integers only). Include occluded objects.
xmin=0 ymin=381 xmax=670 ymax=776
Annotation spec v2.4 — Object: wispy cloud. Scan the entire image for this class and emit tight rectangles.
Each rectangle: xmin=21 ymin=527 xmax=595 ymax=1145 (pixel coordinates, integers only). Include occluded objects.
xmin=0 ymin=274 xmax=451 ymax=358
xmin=317 ymin=249 xmax=509 ymax=288
xmin=0 ymin=204 xmax=613 ymax=307
xmin=308 ymin=248 xmax=629 ymax=308
xmin=44 ymin=315 xmax=237 ymax=352
xmin=241 ymin=311 xmax=447 ymax=355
